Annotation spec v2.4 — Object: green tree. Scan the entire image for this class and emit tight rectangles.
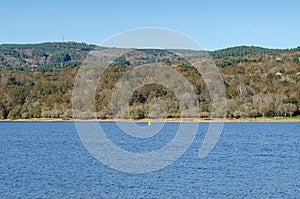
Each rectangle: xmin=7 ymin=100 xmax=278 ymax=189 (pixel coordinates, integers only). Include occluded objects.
xmin=50 ymin=52 xmax=71 ymax=63
xmin=8 ymin=105 xmax=22 ymax=119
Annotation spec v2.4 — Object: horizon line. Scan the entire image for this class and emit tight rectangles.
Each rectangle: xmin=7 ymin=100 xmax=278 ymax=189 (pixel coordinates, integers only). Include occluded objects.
xmin=0 ymin=41 xmax=299 ymax=52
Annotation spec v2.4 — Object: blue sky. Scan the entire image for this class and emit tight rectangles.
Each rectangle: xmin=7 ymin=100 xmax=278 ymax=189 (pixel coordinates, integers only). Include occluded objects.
xmin=1 ymin=0 xmax=299 ymax=50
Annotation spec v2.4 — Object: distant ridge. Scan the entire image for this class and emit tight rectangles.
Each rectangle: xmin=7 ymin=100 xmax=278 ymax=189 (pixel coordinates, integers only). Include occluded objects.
xmin=0 ymin=42 xmax=300 ymax=70
xmin=209 ymin=45 xmax=300 ymax=59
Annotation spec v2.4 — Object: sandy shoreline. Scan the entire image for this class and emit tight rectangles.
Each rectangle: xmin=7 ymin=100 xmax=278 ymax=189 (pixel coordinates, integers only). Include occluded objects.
xmin=0 ymin=117 xmax=299 ymax=122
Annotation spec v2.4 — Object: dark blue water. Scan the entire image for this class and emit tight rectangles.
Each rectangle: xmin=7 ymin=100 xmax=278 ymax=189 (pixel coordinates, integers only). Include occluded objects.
xmin=0 ymin=122 xmax=299 ymax=198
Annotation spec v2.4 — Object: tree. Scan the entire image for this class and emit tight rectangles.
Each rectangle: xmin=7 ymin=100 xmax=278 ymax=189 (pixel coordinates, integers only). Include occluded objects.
xmin=50 ymin=51 xmax=71 ymax=63
xmin=8 ymin=105 xmax=22 ymax=119
xmin=277 ymin=103 xmax=297 ymax=117
xmin=293 ymin=57 xmax=299 ymax=64
xmin=0 ymin=104 xmax=5 ymax=119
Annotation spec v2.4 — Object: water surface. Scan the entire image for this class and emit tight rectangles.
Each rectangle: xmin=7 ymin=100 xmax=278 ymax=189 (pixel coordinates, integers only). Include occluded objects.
xmin=0 ymin=122 xmax=299 ymax=198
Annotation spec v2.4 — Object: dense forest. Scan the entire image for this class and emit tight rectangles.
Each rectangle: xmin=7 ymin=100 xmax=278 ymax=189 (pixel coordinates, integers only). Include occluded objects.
xmin=0 ymin=42 xmax=96 ymax=71
xmin=0 ymin=42 xmax=300 ymax=119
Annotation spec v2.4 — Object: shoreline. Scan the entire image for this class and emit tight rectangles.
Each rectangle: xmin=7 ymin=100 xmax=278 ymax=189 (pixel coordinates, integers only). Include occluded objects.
xmin=0 ymin=117 xmax=299 ymax=123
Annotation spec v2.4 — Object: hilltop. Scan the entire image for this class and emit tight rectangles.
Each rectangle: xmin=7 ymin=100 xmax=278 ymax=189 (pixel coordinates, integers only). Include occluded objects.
xmin=0 ymin=42 xmax=96 ymax=71
xmin=1 ymin=42 xmax=300 ymax=70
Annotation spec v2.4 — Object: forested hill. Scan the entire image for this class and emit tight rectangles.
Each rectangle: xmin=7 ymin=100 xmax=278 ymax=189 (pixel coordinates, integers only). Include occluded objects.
xmin=0 ymin=42 xmax=300 ymax=120
xmin=1 ymin=42 xmax=300 ymax=71
xmin=0 ymin=42 xmax=96 ymax=71
xmin=210 ymin=46 xmax=291 ymax=58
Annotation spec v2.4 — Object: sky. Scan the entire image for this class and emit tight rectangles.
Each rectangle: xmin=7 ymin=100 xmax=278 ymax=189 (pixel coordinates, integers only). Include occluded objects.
xmin=1 ymin=0 xmax=299 ymax=50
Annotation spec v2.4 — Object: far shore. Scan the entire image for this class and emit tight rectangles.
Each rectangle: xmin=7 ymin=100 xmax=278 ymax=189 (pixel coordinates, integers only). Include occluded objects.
xmin=0 ymin=117 xmax=299 ymax=123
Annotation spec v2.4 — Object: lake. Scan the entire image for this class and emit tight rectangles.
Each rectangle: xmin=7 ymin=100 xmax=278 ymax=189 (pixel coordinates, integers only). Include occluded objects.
xmin=0 ymin=122 xmax=299 ymax=198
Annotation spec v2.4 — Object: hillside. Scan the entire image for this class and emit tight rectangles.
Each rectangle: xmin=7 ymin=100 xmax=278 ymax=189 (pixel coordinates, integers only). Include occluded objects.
xmin=1 ymin=42 xmax=300 ymax=70
xmin=0 ymin=42 xmax=300 ymax=119
xmin=0 ymin=42 xmax=96 ymax=71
